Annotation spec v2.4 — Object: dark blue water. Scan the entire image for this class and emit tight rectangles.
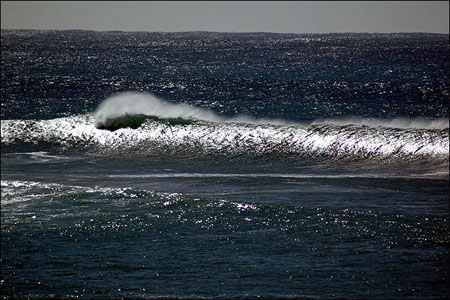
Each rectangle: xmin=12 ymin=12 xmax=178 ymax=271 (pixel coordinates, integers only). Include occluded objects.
xmin=1 ymin=30 xmax=449 ymax=299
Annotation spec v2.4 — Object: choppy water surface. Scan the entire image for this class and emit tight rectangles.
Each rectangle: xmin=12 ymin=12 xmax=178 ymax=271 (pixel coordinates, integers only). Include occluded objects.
xmin=1 ymin=30 xmax=449 ymax=299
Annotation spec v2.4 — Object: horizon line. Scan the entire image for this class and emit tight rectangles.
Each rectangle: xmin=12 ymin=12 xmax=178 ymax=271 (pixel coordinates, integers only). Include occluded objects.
xmin=1 ymin=28 xmax=449 ymax=35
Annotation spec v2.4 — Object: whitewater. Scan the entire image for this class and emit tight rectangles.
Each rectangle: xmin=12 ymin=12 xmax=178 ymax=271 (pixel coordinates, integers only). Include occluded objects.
xmin=2 ymin=31 xmax=448 ymax=300
xmin=94 ymin=92 xmax=449 ymax=129
xmin=2 ymin=92 xmax=448 ymax=165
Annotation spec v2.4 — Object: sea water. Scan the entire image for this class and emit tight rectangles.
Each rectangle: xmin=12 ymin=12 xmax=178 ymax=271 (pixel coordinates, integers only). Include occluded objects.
xmin=1 ymin=30 xmax=449 ymax=299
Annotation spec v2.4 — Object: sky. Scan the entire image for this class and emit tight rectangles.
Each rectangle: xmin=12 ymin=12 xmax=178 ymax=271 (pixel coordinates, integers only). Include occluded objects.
xmin=1 ymin=1 xmax=449 ymax=34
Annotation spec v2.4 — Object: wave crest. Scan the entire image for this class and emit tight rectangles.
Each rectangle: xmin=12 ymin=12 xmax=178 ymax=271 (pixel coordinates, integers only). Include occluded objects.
xmin=94 ymin=92 xmax=296 ymax=131
xmin=312 ymin=116 xmax=449 ymax=130
xmin=1 ymin=114 xmax=448 ymax=164
xmin=94 ymin=92 xmax=223 ymax=129
xmin=2 ymin=92 xmax=448 ymax=164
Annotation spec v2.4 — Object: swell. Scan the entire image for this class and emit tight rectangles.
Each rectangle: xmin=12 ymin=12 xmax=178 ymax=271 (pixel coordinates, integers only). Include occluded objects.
xmin=94 ymin=92 xmax=296 ymax=130
xmin=94 ymin=92 xmax=224 ymax=129
xmin=1 ymin=114 xmax=448 ymax=164
xmin=94 ymin=92 xmax=449 ymax=130
xmin=312 ymin=116 xmax=449 ymax=130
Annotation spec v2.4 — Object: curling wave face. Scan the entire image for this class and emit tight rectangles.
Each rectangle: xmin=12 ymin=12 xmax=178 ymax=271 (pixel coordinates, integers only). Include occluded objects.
xmin=94 ymin=92 xmax=224 ymax=129
xmin=312 ymin=116 xmax=449 ymax=130
xmin=1 ymin=115 xmax=448 ymax=165
xmin=93 ymin=92 xmax=450 ymax=129
xmin=1 ymin=92 xmax=448 ymax=167
xmin=94 ymin=92 xmax=295 ymax=130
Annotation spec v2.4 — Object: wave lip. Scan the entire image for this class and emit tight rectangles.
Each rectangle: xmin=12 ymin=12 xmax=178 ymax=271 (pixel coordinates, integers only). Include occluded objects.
xmin=2 ymin=92 xmax=449 ymax=164
xmin=2 ymin=114 xmax=448 ymax=163
xmin=94 ymin=92 xmax=223 ymax=130
xmin=312 ymin=116 xmax=449 ymax=130
xmin=94 ymin=92 xmax=298 ymax=131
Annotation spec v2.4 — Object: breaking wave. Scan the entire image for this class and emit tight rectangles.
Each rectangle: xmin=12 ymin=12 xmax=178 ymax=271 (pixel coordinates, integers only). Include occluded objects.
xmin=94 ymin=92 xmax=449 ymax=131
xmin=94 ymin=92 xmax=294 ymax=130
xmin=94 ymin=92 xmax=224 ymax=129
xmin=1 ymin=113 xmax=448 ymax=164
xmin=312 ymin=116 xmax=449 ymax=130
xmin=1 ymin=92 xmax=448 ymax=165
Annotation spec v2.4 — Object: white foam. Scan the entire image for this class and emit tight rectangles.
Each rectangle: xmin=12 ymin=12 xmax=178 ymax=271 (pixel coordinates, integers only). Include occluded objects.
xmin=2 ymin=106 xmax=449 ymax=160
xmin=94 ymin=92 xmax=449 ymax=130
xmin=3 ymin=90 xmax=449 ymax=158
xmin=94 ymin=92 xmax=224 ymax=128
xmin=25 ymin=151 xmax=71 ymax=162
xmin=312 ymin=116 xmax=449 ymax=130
xmin=94 ymin=91 xmax=297 ymax=127
xmin=106 ymin=172 xmax=448 ymax=180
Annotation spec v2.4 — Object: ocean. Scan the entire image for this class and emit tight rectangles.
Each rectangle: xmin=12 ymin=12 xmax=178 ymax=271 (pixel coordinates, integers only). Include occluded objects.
xmin=1 ymin=30 xmax=449 ymax=299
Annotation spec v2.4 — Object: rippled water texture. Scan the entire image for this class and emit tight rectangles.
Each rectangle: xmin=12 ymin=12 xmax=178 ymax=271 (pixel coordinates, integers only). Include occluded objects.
xmin=2 ymin=180 xmax=448 ymax=299
xmin=1 ymin=31 xmax=449 ymax=299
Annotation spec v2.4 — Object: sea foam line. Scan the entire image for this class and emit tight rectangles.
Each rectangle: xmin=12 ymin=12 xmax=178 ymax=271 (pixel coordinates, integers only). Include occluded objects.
xmin=312 ymin=116 xmax=449 ymax=130
xmin=106 ymin=172 xmax=449 ymax=179
xmin=94 ymin=91 xmax=449 ymax=129
xmin=1 ymin=114 xmax=448 ymax=159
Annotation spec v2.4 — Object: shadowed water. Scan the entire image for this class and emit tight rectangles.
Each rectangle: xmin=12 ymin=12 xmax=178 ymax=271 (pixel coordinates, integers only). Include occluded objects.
xmin=1 ymin=30 xmax=449 ymax=299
